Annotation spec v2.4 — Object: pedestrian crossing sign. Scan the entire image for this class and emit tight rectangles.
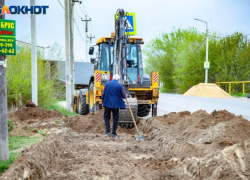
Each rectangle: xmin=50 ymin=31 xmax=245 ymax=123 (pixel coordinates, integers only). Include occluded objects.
xmin=115 ymin=12 xmax=137 ymax=36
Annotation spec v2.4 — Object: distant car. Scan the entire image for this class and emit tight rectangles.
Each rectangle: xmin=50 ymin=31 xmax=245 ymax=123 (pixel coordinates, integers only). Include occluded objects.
xmin=248 ymin=94 xmax=250 ymax=98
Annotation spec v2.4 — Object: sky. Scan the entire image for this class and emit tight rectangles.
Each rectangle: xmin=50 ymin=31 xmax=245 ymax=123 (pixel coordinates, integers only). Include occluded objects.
xmin=5 ymin=0 xmax=250 ymax=61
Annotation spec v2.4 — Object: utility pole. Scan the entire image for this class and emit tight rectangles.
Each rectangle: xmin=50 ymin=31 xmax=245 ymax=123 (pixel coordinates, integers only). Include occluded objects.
xmin=205 ymin=25 xmax=209 ymax=83
xmin=0 ymin=0 xmax=9 ymax=161
xmin=69 ymin=0 xmax=75 ymax=108
xmin=65 ymin=0 xmax=81 ymax=110
xmin=65 ymin=0 xmax=71 ymax=110
xmin=31 ymin=0 xmax=38 ymax=105
xmin=87 ymin=34 xmax=95 ymax=49
xmin=82 ymin=15 xmax=91 ymax=62
xmin=194 ymin=18 xmax=209 ymax=83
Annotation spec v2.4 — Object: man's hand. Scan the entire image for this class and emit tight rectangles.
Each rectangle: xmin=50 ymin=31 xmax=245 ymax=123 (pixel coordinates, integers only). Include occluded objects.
xmin=126 ymin=94 xmax=130 ymax=98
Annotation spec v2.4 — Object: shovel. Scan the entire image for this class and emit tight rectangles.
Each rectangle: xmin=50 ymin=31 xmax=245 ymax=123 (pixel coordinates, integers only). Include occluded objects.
xmin=126 ymin=98 xmax=145 ymax=141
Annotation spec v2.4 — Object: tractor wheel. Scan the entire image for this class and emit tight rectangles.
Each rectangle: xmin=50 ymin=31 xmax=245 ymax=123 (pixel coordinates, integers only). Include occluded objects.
xmin=137 ymin=104 xmax=151 ymax=117
xmin=78 ymin=91 xmax=89 ymax=115
xmin=88 ymin=82 xmax=96 ymax=113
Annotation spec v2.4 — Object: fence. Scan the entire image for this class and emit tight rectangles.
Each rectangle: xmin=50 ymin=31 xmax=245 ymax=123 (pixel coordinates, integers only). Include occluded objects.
xmin=216 ymin=81 xmax=250 ymax=94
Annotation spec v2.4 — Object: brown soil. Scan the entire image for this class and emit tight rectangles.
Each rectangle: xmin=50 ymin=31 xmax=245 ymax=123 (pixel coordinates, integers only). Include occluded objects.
xmin=184 ymin=83 xmax=232 ymax=98
xmin=14 ymin=101 xmax=63 ymax=121
xmin=2 ymin=109 xmax=250 ymax=179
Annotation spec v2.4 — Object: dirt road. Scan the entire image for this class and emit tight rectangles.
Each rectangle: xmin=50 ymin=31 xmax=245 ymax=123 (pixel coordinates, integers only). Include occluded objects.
xmin=2 ymin=104 xmax=250 ymax=179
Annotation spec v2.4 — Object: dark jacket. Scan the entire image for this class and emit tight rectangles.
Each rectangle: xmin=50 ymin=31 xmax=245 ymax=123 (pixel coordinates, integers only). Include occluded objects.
xmin=102 ymin=79 xmax=126 ymax=109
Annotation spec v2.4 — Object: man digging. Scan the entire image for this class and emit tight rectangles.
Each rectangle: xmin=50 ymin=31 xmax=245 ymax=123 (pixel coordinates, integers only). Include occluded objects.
xmin=102 ymin=74 xmax=127 ymax=138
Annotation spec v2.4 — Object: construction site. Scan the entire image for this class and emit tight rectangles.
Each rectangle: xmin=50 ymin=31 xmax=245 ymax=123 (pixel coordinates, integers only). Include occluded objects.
xmin=1 ymin=0 xmax=250 ymax=180
xmin=1 ymin=99 xmax=250 ymax=179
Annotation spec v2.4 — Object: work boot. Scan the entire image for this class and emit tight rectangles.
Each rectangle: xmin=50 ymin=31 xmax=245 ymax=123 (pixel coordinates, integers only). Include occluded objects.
xmin=112 ymin=134 xmax=118 ymax=138
xmin=105 ymin=132 xmax=111 ymax=137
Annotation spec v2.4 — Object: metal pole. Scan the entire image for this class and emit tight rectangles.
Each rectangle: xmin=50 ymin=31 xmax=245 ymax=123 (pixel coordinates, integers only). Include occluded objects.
xmin=65 ymin=0 xmax=71 ymax=110
xmin=0 ymin=0 xmax=9 ymax=161
xmin=194 ymin=18 xmax=209 ymax=83
xmin=85 ymin=16 xmax=88 ymax=63
xmin=69 ymin=0 xmax=74 ymax=109
xmin=82 ymin=16 xmax=91 ymax=62
xmin=31 ymin=0 xmax=38 ymax=105
xmin=205 ymin=24 xmax=209 ymax=83
xmin=87 ymin=34 xmax=95 ymax=49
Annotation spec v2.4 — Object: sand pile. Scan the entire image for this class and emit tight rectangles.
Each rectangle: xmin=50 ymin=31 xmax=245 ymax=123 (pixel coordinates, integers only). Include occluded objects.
xmin=2 ymin=110 xmax=250 ymax=179
xmin=14 ymin=101 xmax=63 ymax=121
xmin=184 ymin=83 xmax=231 ymax=98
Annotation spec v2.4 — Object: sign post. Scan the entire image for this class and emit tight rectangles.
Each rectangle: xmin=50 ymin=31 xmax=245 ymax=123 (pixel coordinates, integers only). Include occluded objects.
xmin=0 ymin=17 xmax=16 ymax=160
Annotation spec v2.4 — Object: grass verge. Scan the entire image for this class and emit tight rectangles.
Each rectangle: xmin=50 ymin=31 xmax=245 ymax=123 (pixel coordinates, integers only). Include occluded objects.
xmin=45 ymin=101 xmax=77 ymax=117
xmin=0 ymin=136 xmax=43 ymax=174
xmin=231 ymin=93 xmax=248 ymax=97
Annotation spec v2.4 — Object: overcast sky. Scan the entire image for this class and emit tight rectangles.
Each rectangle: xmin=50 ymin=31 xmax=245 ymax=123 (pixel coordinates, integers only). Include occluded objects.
xmin=6 ymin=0 xmax=250 ymax=61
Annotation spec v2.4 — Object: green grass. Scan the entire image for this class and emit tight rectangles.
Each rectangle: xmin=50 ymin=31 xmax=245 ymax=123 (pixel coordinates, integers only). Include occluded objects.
xmin=0 ymin=136 xmax=43 ymax=174
xmin=45 ymin=101 xmax=77 ymax=117
xmin=231 ymin=93 xmax=248 ymax=97
xmin=38 ymin=130 xmax=48 ymax=136
xmin=55 ymin=119 xmax=61 ymax=124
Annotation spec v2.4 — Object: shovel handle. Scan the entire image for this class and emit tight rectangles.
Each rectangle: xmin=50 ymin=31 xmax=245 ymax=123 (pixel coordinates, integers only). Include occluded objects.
xmin=126 ymin=98 xmax=140 ymax=133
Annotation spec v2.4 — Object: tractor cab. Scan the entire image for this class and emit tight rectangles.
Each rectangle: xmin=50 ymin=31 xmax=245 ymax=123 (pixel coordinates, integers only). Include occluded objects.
xmin=94 ymin=37 xmax=144 ymax=85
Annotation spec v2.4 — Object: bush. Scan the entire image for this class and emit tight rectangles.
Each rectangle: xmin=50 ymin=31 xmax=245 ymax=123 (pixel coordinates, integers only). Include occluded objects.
xmin=7 ymin=42 xmax=64 ymax=108
xmin=8 ymin=120 xmax=14 ymax=132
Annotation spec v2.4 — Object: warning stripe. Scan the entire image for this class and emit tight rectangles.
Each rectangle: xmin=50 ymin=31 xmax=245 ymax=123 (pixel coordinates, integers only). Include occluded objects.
xmin=153 ymin=73 xmax=158 ymax=83
xmin=96 ymin=73 xmax=101 ymax=82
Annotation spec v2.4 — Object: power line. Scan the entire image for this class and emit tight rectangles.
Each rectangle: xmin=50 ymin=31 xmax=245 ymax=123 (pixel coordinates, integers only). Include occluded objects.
xmin=90 ymin=21 xmax=95 ymax=35
xmin=193 ymin=37 xmax=206 ymax=52
xmin=74 ymin=19 xmax=85 ymax=41
xmin=57 ymin=0 xmax=64 ymax=9
xmin=74 ymin=7 xmax=81 ymax=18
xmin=79 ymin=4 xmax=85 ymax=15
xmin=82 ymin=2 xmax=88 ymax=15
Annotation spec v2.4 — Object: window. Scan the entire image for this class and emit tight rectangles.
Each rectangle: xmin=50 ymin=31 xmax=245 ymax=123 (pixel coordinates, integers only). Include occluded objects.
xmin=98 ymin=44 xmax=110 ymax=71
xmin=126 ymin=44 xmax=138 ymax=82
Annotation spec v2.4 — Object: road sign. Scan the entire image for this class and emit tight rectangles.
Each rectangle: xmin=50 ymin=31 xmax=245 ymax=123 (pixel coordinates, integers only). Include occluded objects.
xmin=204 ymin=61 xmax=210 ymax=69
xmin=116 ymin=12 xmax=136 ymax=36
xmin=0 ymin=19 xmax=16 ymax=55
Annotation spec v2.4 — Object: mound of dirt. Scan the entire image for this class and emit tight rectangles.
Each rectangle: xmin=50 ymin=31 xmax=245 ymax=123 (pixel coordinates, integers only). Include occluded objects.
xmin=184 ymin=83 xmax=231 ymax=98
xmin=14 ymin=101 xmax=63 ymax=121
xmin=3 ymin=109 xmax=250 ymax=179
xmin=141 ymin=110 xmax=250 ymax=179
xmin=64 ymin=109 xmax=136 ymax=135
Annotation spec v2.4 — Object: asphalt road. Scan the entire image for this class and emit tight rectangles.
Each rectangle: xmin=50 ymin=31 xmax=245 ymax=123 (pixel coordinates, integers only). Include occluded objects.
xmin=156 ymin=93 xmax=250 ymax=120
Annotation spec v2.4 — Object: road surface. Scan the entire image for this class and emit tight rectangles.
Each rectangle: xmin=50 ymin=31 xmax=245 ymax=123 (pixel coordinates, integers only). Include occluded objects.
xmin=58 ymin=93 xmax=249 ymax=120
xmin=157 ymin=93 xmax=250 ymax=120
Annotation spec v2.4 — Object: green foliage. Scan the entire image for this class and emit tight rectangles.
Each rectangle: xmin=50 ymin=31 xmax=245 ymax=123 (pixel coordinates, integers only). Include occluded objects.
xmin=7 ymin=42 xmax=64 ymax=108
xmin=8 ymin=136 xmax=42 ymax=150
xmin=38 ymin=130 xmax=47 ymax=136
xmin=231 ymin=93 xmax=248 ymax=97
xmin=0 ymin=152 xmax=19 ymax=174
xmin=144 ymin=28 xmax=250 ymax=94
xmin=46 ymin=102 xmax=77 ymax=117
xmin=0 ymin=136 xmax=42 ymax=174
xmin=8 ymin=120 xmax=14 ymax=132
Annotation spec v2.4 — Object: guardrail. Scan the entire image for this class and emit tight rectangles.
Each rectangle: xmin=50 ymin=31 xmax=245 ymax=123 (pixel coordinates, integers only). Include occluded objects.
xmin=216 ymin=81 xmax=250 ymax=94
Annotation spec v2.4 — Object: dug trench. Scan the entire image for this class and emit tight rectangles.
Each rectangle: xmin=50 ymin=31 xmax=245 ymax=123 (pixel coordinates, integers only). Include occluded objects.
xmin=2 ymin=103 xmax=250 ymax=179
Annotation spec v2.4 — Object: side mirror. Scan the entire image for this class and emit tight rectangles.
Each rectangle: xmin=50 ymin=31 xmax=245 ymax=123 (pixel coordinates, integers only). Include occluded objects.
xmin=89 ymin=47 xmax=94 ymax=55
xmin=90 ymin=58 xmax=96 ymax=64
